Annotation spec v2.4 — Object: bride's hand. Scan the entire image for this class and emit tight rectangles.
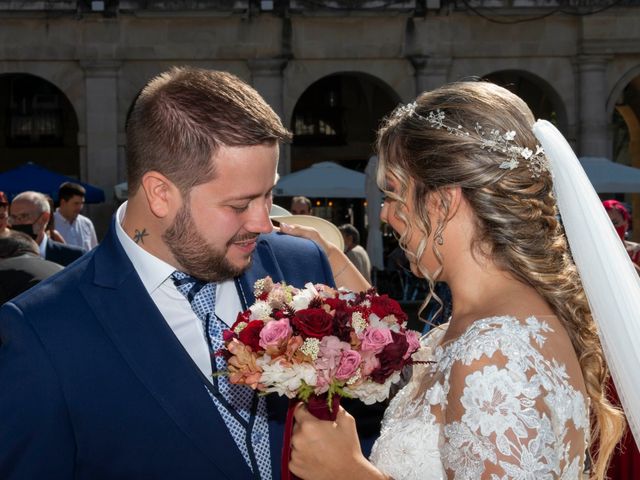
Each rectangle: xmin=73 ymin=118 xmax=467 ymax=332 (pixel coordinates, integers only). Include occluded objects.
xmin=289 ymin=405 xmax=387 ymax=480
xmin=277 ymin=223 xmax=371 ymax=292
xmin=277 ymin=222 xmax=341 ymax=259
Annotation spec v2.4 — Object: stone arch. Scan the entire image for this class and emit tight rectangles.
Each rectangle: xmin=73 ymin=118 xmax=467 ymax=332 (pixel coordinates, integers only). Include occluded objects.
xmin=289 ymin=71 xmax=401 ymax=172
xmin=607 ymin=64 xmax=640 ymax=117
xmin=482 ymin=69 xmax=569 ymax=133
xmin=609 ymin=72 xmax=640 ymax=241
xmin=0 ymin=72 xmax=80 ymax=177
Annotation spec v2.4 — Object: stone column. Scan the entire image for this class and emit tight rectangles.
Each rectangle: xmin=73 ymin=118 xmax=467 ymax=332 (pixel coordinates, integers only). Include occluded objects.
xmin=248 ymin=57 xmax=290 ymax=175
xmin=577 ymin=55 xmax=611 ymax=158
xmin=409 ymin=55 xmax=451 ymax=96
xmin=81 ymin=60 xmax=120 ymax=238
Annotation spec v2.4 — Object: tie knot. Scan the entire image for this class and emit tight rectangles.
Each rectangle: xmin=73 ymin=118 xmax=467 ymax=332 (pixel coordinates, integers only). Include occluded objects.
xmin=171 ymin=271 xmax=210 ymax=304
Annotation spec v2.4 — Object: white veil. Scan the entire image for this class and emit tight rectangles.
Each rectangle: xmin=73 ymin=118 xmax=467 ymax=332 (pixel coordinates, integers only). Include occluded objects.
xmin=533 ymin=120 xmax=640 ymax=448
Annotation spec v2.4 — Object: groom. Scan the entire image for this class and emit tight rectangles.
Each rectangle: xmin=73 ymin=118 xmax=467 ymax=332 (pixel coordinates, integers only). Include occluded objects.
xmin=0 ymin=68 xmax=336 ymax=479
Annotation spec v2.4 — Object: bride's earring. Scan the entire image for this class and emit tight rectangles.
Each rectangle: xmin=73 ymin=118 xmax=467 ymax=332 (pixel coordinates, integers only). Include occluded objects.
xmin=435 ymin=233 xmax=444 ymax=245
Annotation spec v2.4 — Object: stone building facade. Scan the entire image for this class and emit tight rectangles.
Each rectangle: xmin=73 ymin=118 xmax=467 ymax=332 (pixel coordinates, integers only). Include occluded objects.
xmin=0 ymin=0 xmax=639 ymax=234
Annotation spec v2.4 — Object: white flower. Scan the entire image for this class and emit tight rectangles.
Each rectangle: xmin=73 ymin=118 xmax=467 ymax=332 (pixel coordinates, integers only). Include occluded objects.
xmin=291 ymin=284 xmax=318 ymax=311
xmin=520 ymin=147 xmax=533 ymax=159
xmin=499 ymin=159 xmax=519 ymax=170
xmin=346 ymin=368 xmax=361 ymax=385
xmin=545 ymin=385 xmax=573 ymax=430
xmin=442 ymin=422 xmax=489 ymax=479
xmin=249 ymin=301 xmax=272 ymax=321
xmin=368 ymin=313 xmax=387 ymax=330
xmin=460 ymin=365 xmax=525 ymax=438
xmin=498 ymin=441 xmax=555 ymax=479
xmin=345 ymin=371 xmax=400 ymax=404
xmin=300 ymin=338 xmax=320 ymax=360
xmin=504 ymin=131 xmax=516 ymax=141
xmin=258 ymin=359 xmax=317 ymax=398
xmin=350 ymin=311 xmax=367 ymax=334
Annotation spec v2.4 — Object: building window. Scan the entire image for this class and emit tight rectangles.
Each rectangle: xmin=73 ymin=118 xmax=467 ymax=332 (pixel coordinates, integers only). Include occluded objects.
xmin=7 ymin=76 xmax=64 ymax=146
xmin=292 ymin=77 xmax=345 ymax=145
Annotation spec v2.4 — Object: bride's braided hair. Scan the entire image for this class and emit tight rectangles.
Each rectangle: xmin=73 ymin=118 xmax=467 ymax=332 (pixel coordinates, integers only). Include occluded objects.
xmin=376 ymin=81 xmax=624 ymax=479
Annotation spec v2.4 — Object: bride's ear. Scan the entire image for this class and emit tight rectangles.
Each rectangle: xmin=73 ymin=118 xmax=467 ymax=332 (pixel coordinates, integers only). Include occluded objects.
xmin=434 ymin=186 xmax=462 ymax=221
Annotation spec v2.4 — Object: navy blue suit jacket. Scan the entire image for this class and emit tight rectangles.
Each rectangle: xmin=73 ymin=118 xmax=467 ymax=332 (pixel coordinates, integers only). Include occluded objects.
xmin=0 ymin=221 xmax=334 ymax=479
xmin=45 ymin=238 xmax=86 ymax=267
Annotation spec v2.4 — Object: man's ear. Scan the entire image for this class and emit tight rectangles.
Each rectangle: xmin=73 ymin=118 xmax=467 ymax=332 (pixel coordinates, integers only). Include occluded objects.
xmin=140 ymin=171 xmax=180 ymax=218
xmin=40 ymin=211 xmax=51 ymax=226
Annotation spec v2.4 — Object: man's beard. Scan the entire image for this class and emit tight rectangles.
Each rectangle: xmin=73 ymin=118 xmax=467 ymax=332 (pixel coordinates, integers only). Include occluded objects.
xmin=162 ymin=202 xmax=255 ymax=282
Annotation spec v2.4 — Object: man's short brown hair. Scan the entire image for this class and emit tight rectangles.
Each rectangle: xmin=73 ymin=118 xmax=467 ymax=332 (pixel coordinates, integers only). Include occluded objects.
xmin=126 ymin=67 xmax=292 ymax=194
xmin=58 ymin=182 xmax=86 ymax=202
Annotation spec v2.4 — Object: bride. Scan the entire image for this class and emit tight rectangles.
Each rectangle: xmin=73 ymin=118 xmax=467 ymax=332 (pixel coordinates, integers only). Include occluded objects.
xmin=280 ymin=81 xmax=639 ymax=479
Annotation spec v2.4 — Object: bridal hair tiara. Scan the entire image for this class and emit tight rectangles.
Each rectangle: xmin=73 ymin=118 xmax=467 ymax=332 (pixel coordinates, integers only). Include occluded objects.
xmin=394 ymin=102 xmax=550 ymax=177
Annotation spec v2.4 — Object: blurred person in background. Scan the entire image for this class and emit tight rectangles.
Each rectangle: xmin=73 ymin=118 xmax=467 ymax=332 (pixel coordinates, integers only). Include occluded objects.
xmin=9 ymin=191 xmax=85 ymax=267
xmin=0 ymin=192 xmax=9 ymax=237
xmin=54 ymin=182 xmax=98 ymax=251
xmin=290 ymin=195 xmax=312 ymax=215
xmin=44 ymin=195 xmax=66 ymax=243
xmin=338 ymin=223 xmax=371 ymax=283
xmin=603 ymin=199 xmax=640 ymax=270
xmin=0 ymin=230 xmax=63 ymax=304
xmin=602 ymin=198 xmax=640 ymax=480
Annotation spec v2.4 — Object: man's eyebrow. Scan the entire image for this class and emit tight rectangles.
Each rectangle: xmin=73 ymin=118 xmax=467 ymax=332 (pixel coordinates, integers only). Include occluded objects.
xmin=224 ymin=184 xmax=277 ymax=202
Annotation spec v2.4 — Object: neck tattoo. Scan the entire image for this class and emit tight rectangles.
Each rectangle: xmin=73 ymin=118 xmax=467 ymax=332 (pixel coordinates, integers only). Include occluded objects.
xmin=133 ymin=228 xmax=149 ymax=244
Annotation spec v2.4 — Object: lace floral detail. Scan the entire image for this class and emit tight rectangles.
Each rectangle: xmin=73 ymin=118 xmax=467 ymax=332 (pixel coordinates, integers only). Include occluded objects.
xmin=370 ymin=317 xmax=588 ymax=480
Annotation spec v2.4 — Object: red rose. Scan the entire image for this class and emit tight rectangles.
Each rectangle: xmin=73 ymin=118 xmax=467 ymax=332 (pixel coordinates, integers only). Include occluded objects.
xmin=291 ymin=308 xmax=334 ymax=339
xmin=370 ymin=331 xmax=409 ymax=383
xmin=370 ymin=295 xmax=407 ymax=323
xmin=238 ymin=320 xmax=265 ymax=352
xmin=325 ymin=298 xmax=353 ymax=342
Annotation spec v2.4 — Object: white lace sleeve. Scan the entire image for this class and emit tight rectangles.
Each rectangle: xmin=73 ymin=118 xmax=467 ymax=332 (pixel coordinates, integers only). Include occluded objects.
xmin=440 ymin=317 xmax=588 ymax=480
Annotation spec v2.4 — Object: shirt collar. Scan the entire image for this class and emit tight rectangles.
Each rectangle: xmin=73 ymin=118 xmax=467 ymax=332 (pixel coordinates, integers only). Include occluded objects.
xmin=55 ymin=209 xmax=75 ymax=227
xmin=115 ymin=201 xmax=176 ymax=295
xmin=38 ymin=234 xmax=47 ymax=257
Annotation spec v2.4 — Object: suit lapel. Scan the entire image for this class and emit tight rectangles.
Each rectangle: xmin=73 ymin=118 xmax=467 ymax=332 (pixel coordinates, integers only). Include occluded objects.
xmin=237 ymin=237 xmax=285 ymax=308
xmin=80 ymin=222 xmax=251 ymax=479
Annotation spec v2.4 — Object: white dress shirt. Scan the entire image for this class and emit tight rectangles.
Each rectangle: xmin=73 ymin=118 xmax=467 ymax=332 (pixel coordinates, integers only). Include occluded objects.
xmin=54 ymin=210 xmax=98 ymax=251
xmin=114 ymin=202 xmax=243 ymax=378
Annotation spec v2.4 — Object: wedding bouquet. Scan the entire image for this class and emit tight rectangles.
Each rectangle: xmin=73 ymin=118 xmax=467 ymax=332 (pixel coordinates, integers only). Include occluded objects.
xmin=220 ymin=276 xmax=421 ymax=416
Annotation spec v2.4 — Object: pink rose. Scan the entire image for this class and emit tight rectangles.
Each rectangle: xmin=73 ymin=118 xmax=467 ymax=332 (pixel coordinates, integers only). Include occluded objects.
xmin=335 ymin=350 xmax=361 ymax=381
xmin=360 ymin=350 xmax=380 ymax=376
xmin=404 ymin=330 xmax=420 ymax=359
xmin=259 ymin=318 xmax=292 ymax=350
xmin=360 ymin=327 xmax=393 ymax=354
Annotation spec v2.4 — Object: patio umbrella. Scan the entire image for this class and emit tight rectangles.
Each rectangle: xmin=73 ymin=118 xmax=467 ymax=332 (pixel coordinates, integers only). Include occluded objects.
xmin=0 ymin=162 xmax=105 ymax=203
xmin=579 ymin=157 xmax=640 ymax=193
xmin=274 ymin=161 xmax=366 ymax=198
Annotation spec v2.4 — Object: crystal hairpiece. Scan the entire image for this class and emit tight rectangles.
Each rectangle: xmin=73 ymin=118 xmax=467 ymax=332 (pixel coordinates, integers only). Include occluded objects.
xmin=395 ymin=102 xmax=549 ymax=177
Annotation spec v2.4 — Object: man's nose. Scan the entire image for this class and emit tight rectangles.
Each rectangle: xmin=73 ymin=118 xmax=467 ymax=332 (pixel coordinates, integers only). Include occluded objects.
xmin=247 ymin=201 xmax=273 ymax=234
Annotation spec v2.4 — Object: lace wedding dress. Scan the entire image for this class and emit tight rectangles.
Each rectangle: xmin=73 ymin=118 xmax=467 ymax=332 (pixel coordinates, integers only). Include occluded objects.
xmin=369 ymin=316 xmax=589 ymax=480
